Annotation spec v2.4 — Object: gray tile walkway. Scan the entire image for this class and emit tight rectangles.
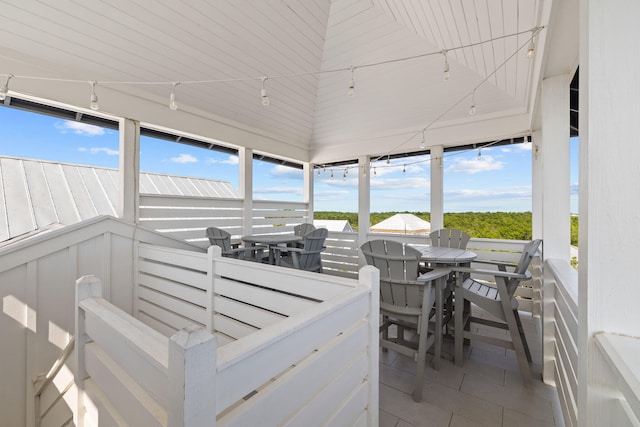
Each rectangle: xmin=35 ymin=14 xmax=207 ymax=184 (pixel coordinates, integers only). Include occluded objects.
xmin=378 ymin=307 xmax=564 ymax=427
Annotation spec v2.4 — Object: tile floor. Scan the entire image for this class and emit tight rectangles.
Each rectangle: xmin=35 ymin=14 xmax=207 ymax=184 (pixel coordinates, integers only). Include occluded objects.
xmin=378 ymin=308 xmax=564 ymax=427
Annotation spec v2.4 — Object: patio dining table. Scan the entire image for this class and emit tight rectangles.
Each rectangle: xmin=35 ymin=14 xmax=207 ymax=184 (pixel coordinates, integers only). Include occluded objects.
xmin=408 ymin=244 xmax=477 ymax=369
xmin=242 ymin=234 xmax=303 ymax=264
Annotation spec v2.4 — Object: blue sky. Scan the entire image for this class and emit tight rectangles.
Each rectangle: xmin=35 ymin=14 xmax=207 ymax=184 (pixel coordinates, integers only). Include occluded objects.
xmin=0 ymin=106 xmax=579 ymax=213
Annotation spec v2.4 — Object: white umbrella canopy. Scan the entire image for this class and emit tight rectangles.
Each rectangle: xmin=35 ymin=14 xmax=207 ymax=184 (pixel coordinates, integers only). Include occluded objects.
xmin=370 ymin=213 xmax=431 ymax=235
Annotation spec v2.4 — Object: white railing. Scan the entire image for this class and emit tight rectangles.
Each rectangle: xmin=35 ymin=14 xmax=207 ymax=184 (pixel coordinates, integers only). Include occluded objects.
xmin=81 ymin=247 xmax=379 ymax=426
xmin=544 ymin=258 xmax=579 ymax=427
xmin=0 ymin=216 xmax=202 ymax=427
xmin=76 ymin=275 xmax=216 ymax=426
xmin=592 ymin=333 xmax=640 ymax=426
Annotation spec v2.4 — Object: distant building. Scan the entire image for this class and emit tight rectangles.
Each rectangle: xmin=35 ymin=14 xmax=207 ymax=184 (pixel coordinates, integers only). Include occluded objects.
xmin=313 ymin=219 xmax=354 ymax=232
xmin=370 ymin=213 xmax=431 ymax=235
xmin=0 ymin=156 xmax=239 ymax=242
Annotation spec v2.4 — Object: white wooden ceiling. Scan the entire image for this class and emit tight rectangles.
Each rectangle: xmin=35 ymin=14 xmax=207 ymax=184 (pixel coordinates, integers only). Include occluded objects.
xmin=0 ymin=0 xmax=566 ymax=164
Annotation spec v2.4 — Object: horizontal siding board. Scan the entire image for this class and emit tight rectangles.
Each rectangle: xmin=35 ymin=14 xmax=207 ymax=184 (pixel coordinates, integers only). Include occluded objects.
xmin=219 ymin=321 xmax=368 ymax=427
xmin=138 ymin=244 xmax=207 ymax=270
xmin=138 ymin=259 xmax=207 ymax=289
xmin=138 ymin=286 xmax=207 ymax=324
xmin=215 ymin=277 xmax=316 ymax=316
xmin=138 ymin=274 xmax=206 ymax=305
xmin=215 ymin=290 xmax=369 ymax=411
xmin=214 ymin=261 xmax=355 ymax=302
xmin=140 ymin=195 xmax=242 ymax=208
xmin=215 ymin=296 xmax=285 ymax=329
xmin=137 ymin=299 xmax=204 ymax=331
xmin=214 ymin=313 xmax=259 ymax=341
xmin=85 ymin=343 xmax=166 ymax=426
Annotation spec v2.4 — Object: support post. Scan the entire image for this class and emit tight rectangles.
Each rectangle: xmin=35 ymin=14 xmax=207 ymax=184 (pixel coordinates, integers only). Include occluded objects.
xmin=168 ymin=326 xmax=217 ymax=427
xmin=360 ymin=265 xmax=379 ymax=427
xmin=118 ymin=118 xmax=140 ymax=223
xmin=358 ymin=156 xmax=371 ymax=252
xmin=239 ymin=147 xmax=253 ymax=237
xmin=303 ymin=162 xmax=314 ymax=222
xmin=74 ymin=275 xmax=103 ymax=427
xmin=430 ymin=145 xmax=444 ymax=231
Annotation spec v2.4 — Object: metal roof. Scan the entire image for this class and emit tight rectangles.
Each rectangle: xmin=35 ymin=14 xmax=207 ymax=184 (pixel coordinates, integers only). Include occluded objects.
xmin=0 ymin=156 xmax=239 ymax=242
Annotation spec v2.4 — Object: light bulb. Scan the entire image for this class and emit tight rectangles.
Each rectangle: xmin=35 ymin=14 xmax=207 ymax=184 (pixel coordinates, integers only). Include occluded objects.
xmin=527 ymin=41 xmax=535 ymax=59
xmin=469 ymin=104 xmax=476 ymax=115
xmin=169 ymin=82 xmax=179 ymax=111
xmin=442 ymin=50 xmax=450 ymax=81
xmin=0 ymin=74 xmax=12 ymax=101
xmin=330 ymin=170 xmax=334 ymax=180
xmin=420 ymin=131 xmax=426 ymax=149
xmin=386 ymin=156 xmax=390 ymax=164
xmin=477 ymin=149 xmax=482 ymax=160
xmin=261 ymin=88 xmax=270 ymax=106
xmin=89 ymin=81 xmax=99 ymax=111
xmin=347 ymin=66 xmax=355 ymax=96
xmin=403 ymin=165 xmax=406 ymax=174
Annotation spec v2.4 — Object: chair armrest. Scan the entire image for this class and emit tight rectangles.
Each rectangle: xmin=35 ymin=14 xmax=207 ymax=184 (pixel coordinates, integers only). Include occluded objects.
xmin=418 ymin=267 xmax=451 ymax=282
xmin=471 ymin=259 xmax=517 ymax=270
xmin=453 ymin=266 xmax=532 ymax=281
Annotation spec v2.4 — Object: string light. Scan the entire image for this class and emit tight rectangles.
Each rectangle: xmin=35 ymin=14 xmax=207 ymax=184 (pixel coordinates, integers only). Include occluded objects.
xmin=169 ymin=82 xmax=179 ymax=111
xmin=342 ymin=169 xmax=347 ymax=180
xmin=0 ymin=74 xmax=13 ymax=101
xmin=403 ymin=165 xmax=406 ymax=174
xmin=261 ymin=77 xmax=270 ymax=106
xmin=527 ymin=40 xmax=535 ymax=59
xmin=330 ymin=169 xmax=334 ymax=180
xmin=89 ymin=81 xmax=99 ymax=111
xmin=469 ymin=91 xmax=476 ymax=115
xmin=386 ymin=155 xmax=390 ymax=164
xmin=348 ymin=66 xmax=355 ymax=97
xmin=442 ymin=50 xmax=450 ymax=81
xmin=373 ymin=167 xmax=377 ymax=176
xmin=477 ymin=148 xmax=482 ymax=160
xmin=420 ymin=130 xmax=426 ymax=149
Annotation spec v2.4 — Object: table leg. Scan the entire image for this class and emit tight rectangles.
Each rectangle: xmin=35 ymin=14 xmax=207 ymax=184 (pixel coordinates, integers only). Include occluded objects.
xmin=454 ymin=272 xmax=464 ymax=366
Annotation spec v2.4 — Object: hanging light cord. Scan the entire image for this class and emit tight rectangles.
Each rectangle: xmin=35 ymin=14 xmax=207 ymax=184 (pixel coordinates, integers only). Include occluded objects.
xmin=0 ymin=27 xmax=543 ymax=89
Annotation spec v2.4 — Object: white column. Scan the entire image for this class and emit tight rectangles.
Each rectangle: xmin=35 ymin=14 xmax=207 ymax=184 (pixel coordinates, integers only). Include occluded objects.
xmin=358 ymin=156 xmax=370 ymax=252
xmin=430 ymin=145 xmax=444 ymax=231
xmin=541 ymin=75 xmax=571 ymax=261
xmin=303 ymin=162 xmax=314 ymax=221
xmin=118 ymin=118 xmax=140 ymax=223
xmin=531 ymin=130 xmax=543 ymax=240
xmin=580 ymin=1 xmax=640 ymax=424
xmin=238 ymin=147 xmax=253 ymax=237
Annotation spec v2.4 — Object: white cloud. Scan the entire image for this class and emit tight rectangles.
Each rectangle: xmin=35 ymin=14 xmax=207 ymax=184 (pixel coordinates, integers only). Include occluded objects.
xmin=271 ymin=164 xmax=303 ymax=179
xmin=222 ymin=155 xmax=239 ymax=165
xmin=370 ymin=177 xmax=430 ymax=190
xmin=55 ymin=120 xmax=105 ymax=136
xmin=446 ymin=155 xmax=504 ymax=174
xmin=171 ymin=154 xmax=198 ymax=164
xmin=77 ymin=147 xmax=118 ymax=156
xmin=446 ymin=186 xmax=531 ymax=201
xmin=520 ymin=142 xmax=533 ymax=151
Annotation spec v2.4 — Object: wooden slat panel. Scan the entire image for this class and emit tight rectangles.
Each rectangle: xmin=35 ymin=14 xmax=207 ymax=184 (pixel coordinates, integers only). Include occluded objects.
xmin=139 ymin=207 xmax=243 ymax=219
xmin=138 ymin=273 xmax=206 ymax=305
xmin=215 ymin=296 xmax=285 ymax=329
xmin=214 ymin=313 xmax=259 ymax=341
xmin=137 ymin=285 xmax=207 ymax=324
xmin=219 ymin=321 xmax=368 ymax=427
xmin=85 ymin=343 xmax=166 ymax=427
xmin=138 ymin=258 xmax=207 ymax=289
xmin=214 ymin=260 xmax=355 ymax=302
xmin=138 ymin=244 xmax=207 ymax=270
xmin=215 ymin=289 xmax=369 ymax=412
xmin=139 ymin=195 xmax=243 ymax=209
xmin=215 ymin=277 xmax=316 ymax=316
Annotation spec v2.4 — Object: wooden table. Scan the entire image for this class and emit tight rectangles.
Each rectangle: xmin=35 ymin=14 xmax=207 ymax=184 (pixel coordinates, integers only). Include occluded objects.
xmin=409 ymin=244 xmax=477 ymax=369
xmin=242 ymin=234 xmax=303 ymax=264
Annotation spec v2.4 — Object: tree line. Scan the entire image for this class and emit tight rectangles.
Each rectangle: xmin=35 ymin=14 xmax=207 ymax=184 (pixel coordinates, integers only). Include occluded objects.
xmin=315 ymin=211 xmax=579 ymax=246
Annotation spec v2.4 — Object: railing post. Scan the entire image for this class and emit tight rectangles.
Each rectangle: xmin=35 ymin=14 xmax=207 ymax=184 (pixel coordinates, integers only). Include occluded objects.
xmin=74 ymin=275 xmax=103 ymax=427
xmin=206 ymin=246 xmax=222 ymax=333
xmin=359 ymin=265 xmax=379 ymax=426
xmin=168 ymin=325 xmax=217 ymax=427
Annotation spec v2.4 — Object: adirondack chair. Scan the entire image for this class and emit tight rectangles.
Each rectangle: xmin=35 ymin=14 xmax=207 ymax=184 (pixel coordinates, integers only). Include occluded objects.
xmin=273 ymin=227 xmax=328 ymax=272
xmin=292 ymin=222 xmax=316 ymax=248
xmin=429 ymin=228 xmax=471 ymax=249
xmin=205 ymin=227 xmax=264 ymax=261
xmin=360 ymin=239 xmax=450 ymax=402
xmin=452 ymin=239 xmax=542 ymax=386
